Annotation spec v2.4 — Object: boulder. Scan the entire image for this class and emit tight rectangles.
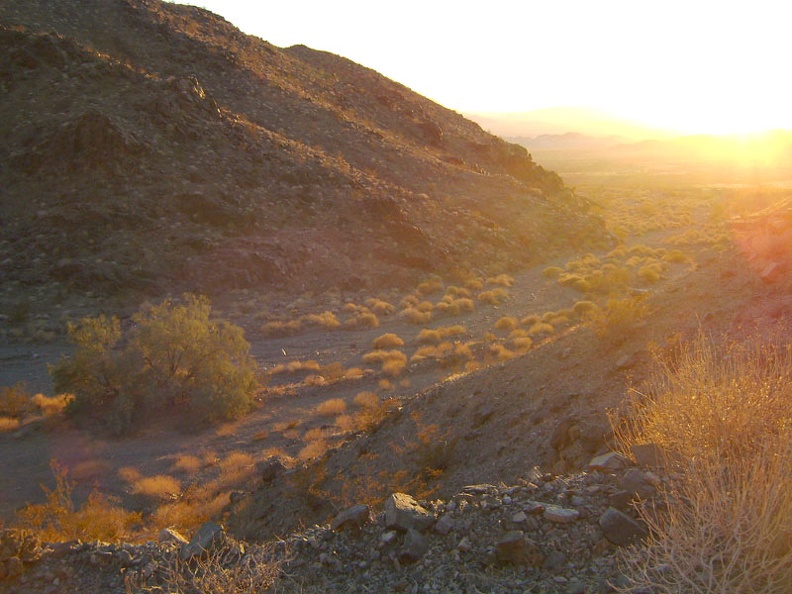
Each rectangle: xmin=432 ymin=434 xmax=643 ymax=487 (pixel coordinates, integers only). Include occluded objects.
xmin=384 ymin=493 xmax=434 ymax=533
xmin=495 ymin=531 xmax=545 ymax=566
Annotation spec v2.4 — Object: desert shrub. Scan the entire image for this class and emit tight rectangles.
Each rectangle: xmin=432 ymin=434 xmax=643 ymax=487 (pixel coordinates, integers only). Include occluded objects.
xmin=260 ymin=319 xmax=302 ymax=337
xmin=477 ymin=288 xmax=508 ymax=305
xmin=542 ymin=266 xmax=563 ymax=279
xmin=32 ymin=393 xmax=73 ymax=417
xmin=417 ymin=277 xmax=444 ymax=296
xmin=520 ymin=314 xmax=541 ymax=327
xmin=124 ymin=541 xmax=286 ymax=594
xmin=511 ymin=336 xmax=533 ymax=351
xmin=615 ymin=335 xmax=792 ymax=593
xmin=373 ymin=333 xmax=405 ymax=349
xmin=417 ymin=329 xmax=442 ymax=345
xmin=489 ymin=343 xmax=514 ymax=362
xmin=362 ymin=350 xmax=407 ymax=377
xmin=464 ymin=277 xmax=484 ymax=291
xmin=585 ymin=295 xmax=650 ymax=342
xmin=400 ymin=307 xmax=432 ymax=325
xmin=365 ymin=298 xmax=396 ymax=316
xmin=0 ymin=417 xmax=20 ymax=432
xmin=0 ymin=382 xmax=34 ymax=418
xmin=316 ymin=398 xmax=347 ymax=417
xmin=301 ymin=311 xmax=341 ymax=330
xmin=494 ymin=316 xmax=519 ymax=331
xmin=572 ymin=300 xmax=598 ymax=317
xmin=17 ymin=461 xmax=142 ymax=543
xmin=353 ymin=391 xmax=379 ymax=409
xmin=662 ymin=249 xmax=690 ymax=264
xmin=344 ymin=310 xmax=380 ymax=329
xmin=50 ymin=294 xmax=258 ymax=434
xmin=487 ymin=273 xmax=515 ymax=287
xmin=527 ymin=322 xmax=554 ymax=336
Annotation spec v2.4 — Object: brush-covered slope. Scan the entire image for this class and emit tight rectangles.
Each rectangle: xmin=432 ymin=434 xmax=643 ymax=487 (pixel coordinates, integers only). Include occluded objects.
xmin=0 ymin=0 xmax=610 ymax=297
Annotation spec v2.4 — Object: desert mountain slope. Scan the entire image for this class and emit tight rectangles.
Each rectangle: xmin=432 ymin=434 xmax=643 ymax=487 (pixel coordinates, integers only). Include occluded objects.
xmin=0 ymin=0 xmax=610 ymax=299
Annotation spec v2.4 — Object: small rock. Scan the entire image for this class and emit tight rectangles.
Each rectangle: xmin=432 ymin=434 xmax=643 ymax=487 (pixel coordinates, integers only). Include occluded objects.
xmin=398 ymin=529 xmax=428 ymax=564
xmin=331 ymin=504 xmax=370 ymax=531
xmin=380 ymin=530 xmax=398 ymax=546
xmin=434 ymin=513 xmax=455 ymax=535
xmin=90 ymin=551 xmax=114 ymax=566
xmin=588 ymin=452 xmax=631 ymax=472
xmin=158 ymin=527 xmax=188 ymax=545
xmin=180 ymin=521 xmax=225 ymax=560
xmin=495 ymin=531 xmax=544 ymax=566
xmin=619 ymin=468 xmax=658 ymax=500
xmin=258 ymin=457 xmax=286 ymax=483
xmin=599 ymin=507 xmax=648 ymax=546
xmin=511 ymin=511 xmax=528 ymax=523
xmin=544 ymin=506 xmax=580 ymax=524
xmin=542 ymin=549 xmax=567 ymax=571
xmin=456 ymin=536 xmax=473 ymax=552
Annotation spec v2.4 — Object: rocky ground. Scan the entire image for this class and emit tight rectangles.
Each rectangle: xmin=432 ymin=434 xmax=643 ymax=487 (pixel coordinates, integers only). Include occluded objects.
xmin=2 ymin=450 xmax=662 ymax=593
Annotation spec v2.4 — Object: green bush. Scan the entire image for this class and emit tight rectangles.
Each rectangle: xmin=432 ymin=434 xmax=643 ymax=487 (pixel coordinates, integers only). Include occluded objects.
xmin=51 ymin=294 xmax=258 ymax=434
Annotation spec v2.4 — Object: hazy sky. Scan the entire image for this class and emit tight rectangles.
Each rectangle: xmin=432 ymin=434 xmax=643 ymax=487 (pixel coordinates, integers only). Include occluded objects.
xmin=175 ymin=1 xmax=790 ymax=135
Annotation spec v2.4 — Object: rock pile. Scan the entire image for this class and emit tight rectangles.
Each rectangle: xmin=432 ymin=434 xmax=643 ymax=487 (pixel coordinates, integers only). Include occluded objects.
xmin=0 ymin=451 xmax=665 ymax=593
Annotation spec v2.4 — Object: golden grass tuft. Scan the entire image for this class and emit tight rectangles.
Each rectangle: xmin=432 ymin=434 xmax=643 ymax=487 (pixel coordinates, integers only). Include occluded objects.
xmin=301 ymin=311 xmax=341 ymax=330
xmin=400 ymin=308 xmax=432 ymax=325
xmin=372 ymin=333 xmax=405 ymax=349
xmin=32 ymin=393 xmax=73 ymax=417
xmin=365 ymin=298 xmax=396 ymax=316
xmin=494 ymin=316 xmax=519 ymax=331
xmin=316 ymin=398 xmax=347 ymax=417
xmin=171 ymin=455 xmax=203 ymax=474
xmin=132 ymin=475 xmax=182 ymax=500
xmin=477 ymin=288 xmax=508 ymax=305
xmin=0 ymin=417 xmax=21 ymax=432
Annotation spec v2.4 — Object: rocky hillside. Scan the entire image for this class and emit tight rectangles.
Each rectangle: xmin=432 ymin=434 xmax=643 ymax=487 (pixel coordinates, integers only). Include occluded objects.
xmin=0 ymin=0 xmax=609 ymax=299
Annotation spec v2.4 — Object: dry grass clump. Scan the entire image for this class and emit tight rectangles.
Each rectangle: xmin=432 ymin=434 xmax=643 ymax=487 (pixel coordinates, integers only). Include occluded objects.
xmin=614 ymin=334 xmax=792 ymax=593
xmin=372 ymin=333 xmax=405 ymax=349
xmin=494 ymin=316 xmax=519 ymax=331
xmin=527 ymin=322 xmax=554 ymax=336
xmin=365 ymin=298 xmax=396 ymax=316
xmin=301 ymin=311 xmax=341 ymax=330
xmin=17 ymin=462 xmax=142 ymax=543
xmin=0 ymin=382 xmax=34 ymax=418
xmin=344 ymin=310 xmax=380 ymax=329
xmin=477 ymin=288 xmax=509 ymax=305
xmin=486 ymin=273 xmax=515 ymax=287
xmin=0 ymin=417 xmax=21 ymax=432
xmin=32 ymin=393 xmax=73 ymax=417
xmin=362 ymin=349 xmax=408 ymax=377
xmin=435 ymin=291 xmax=475 ymax=317
xmin=316 ymin=398 xmax=347 ymax=417
xmin=260 ymin=319 xmax=302 ymax=337
xmin=171 ymin=455 xmax=204 ymax=474
xmin=488 ymin=343 xmax=515 ymax=362
xmin=411 ymin=342 xmax=454 ymax=362
xmin=131 ymin=474 xmax=182 ymax=501
xmin=542 ymin=266 xmax=564 ymax=279
xmin=417 ymin=277 xmax=444 ymax=296
xmin=510 ymin=336 xmax=533 ymax=351
xmin=586 ymin=295 xmax=650 ymax=342
xmin=400 ymin=307 xmax=432 ymax=325
xmin=572 ymin=300 xmax=598 ymax=317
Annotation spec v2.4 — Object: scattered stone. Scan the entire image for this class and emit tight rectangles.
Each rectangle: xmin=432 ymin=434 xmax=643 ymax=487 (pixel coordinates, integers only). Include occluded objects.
xmin=180 ymin=521 xmax=225 ymax=560
xmin=258 ymin=457 xmax=286 ymax=483
xmin=331 ymin=504 xmax=370 ymax=531
xmin=495 ymin=531 xmax=544 ymax=566
xmin=511 ymin=511 xmax=528 ymax=524
xmin=158 ymin=528 xmax=188 ymax=545
xmin=433 ymin=513 xmax=456 ymax=535
xmin=619 ymin=468 xmax=659 ymax=500
xmin=544 ymin=506 xmax=580 ymax=524
xmin=599 ymin=507 xmax=648 ymax=546
xmin=384 ymin=493 xmax=434 ymax=533
xmin=588 ymin=452 xmax=631 ymax=472
xmin=398 ymin=529 xmax=429 ymax=564
xmin=542 ymin=549 xmax=567 ymax=571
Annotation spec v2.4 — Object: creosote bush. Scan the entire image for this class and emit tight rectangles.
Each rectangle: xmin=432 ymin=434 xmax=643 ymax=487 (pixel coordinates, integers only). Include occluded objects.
xmin=50 ymin=294 xmax=258 ymax=435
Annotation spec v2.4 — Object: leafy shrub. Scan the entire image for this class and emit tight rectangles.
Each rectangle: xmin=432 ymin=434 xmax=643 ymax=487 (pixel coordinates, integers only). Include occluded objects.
xmin=50 ymin=294 xmax=258 ymax=434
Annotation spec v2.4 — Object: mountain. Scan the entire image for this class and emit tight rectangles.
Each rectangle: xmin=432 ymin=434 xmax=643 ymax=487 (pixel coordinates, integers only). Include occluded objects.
xmin=0 ymin=0 xmax=610 ymax=299
xmin=467 ymin=107 xmax=674 ymax=141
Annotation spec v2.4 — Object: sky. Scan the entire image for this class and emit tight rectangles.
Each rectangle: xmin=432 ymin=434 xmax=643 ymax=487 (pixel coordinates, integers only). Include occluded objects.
xmin=174 ymin=1 xmax=791 ymax=136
